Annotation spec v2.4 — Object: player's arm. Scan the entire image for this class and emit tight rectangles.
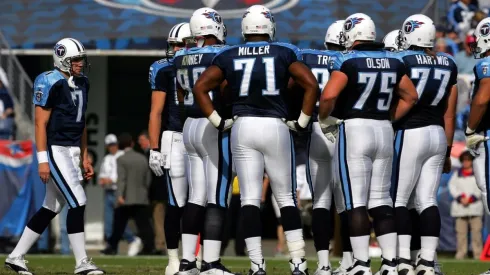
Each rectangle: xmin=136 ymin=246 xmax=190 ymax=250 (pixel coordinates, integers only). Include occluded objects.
xmin=392 ymin=75 xmax=418 ymax=121
xmin=81 ymin=126 xmax=94 ymax=179
xmin=467 ymin=78 xmax=490 ymax=132
xmin=149 ymin=91 xmax=166 ymax=149
xmin=444 ymin=85 xmax=458 ymax=150
xmin=318 ymin=71 xmax=348 ymax=120
xmin=289 ymin=61 xmax=318 ymax=121
xmin=35 ymin=105 xmax=52 ymax=169
xmin=194 ymin=65 xmax=231 ymax=130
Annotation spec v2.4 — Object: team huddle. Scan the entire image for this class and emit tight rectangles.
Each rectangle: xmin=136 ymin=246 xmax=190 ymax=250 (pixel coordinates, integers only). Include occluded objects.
xmin=4 ymin=3 xmax=490 ymax=275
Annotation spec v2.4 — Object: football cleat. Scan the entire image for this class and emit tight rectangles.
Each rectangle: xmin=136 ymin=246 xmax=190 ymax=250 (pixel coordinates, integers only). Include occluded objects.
xmin=397 ymin=258 xmax=415 ymax=275
xmin=127 ymin=236 xmax=142 ymax=257
xmin=376 ymin=258 xmax=397 ymax=275
xmin=479 ymin=270 xmax=490 ymax=275
xmin=178 ymin=259 xmax=200 ymax=275
xmin=5 ymin=255 xmax=32 ymax=275
xmin=74 ymin=258 xmax=105 ymax=275
xmin=346 ymin=259 xmax=371 ymax=275
xmin=166 ymin=261 xmax=180 ymax=275
xmin=434 ymin=260 xmax=444 ymax=275
xmin=199 ymin=259 xmax=239 ymax=275
xmin=290 ymin=259 xmax=309 ymax=275
xmin=414 ymin=258 xmax=435 ymax=275
xmin=332 ymin=265 xmax=348 ymax=275
xmin=248 ymin=260 xmax=266 ymax=275
xmin=314 ymin=265 xmax=332 ymax=275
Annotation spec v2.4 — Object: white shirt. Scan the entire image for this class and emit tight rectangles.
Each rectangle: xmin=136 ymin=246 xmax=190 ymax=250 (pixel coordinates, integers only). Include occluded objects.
xmin=98 ymin=150 xmax=124 ymax=190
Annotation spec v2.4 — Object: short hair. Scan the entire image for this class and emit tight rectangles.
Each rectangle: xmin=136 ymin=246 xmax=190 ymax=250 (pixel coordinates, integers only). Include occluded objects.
xmin=118 ymin=133 xmax=133 ymax=149
xmin=139 ymin=130 xmax=149 ymax=139
xmin=459 ymin=151 xmax=474 ymax=162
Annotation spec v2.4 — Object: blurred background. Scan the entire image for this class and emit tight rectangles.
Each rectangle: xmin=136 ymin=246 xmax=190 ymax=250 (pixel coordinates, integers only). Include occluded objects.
xmin=0 ymin=0 xmax=489 ymax=260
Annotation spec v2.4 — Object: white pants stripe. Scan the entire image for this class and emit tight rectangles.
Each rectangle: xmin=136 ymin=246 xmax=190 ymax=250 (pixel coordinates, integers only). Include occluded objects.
xmin=46 ymin=145 xmax=86 ymax=209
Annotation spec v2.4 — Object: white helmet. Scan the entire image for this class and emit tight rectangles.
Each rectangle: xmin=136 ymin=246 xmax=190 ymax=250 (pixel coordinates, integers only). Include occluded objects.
xmin=241 ymin=5 xmax=276 ymax=40
xmin=472 ymin=17 xmax=490 ymax=58
xmin=383 ymin=29 xmax=401 ymax=51
xmin=324 ymin=20 xmax=345 ymax=48
xmin=189 ymin=7 xmax=226 ymax=46
xmin=400 ymin=14 xmax=435 ymax=50
xmin=167 ymin=23 xmax=191 ymax=57
xmin=53 ymin=38 xmax=87 ymax=73
xmin=341 ymin=13 xmax=376 ymax=49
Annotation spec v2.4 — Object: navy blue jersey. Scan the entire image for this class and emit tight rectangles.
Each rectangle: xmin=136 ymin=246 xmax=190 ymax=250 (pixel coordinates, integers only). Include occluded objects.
xmin=149 ymin=58 xmax=182 ymax=132
xmin=300 ymin=49 xmax=340 ymax=121
xmin=33 ymin=70 xmax=89 ymax=146
xmin=472 ymin=57 xmax=490 ymax=132
xmin=212 ymin=41 xmax=301 ymax=118
xmin=174 ymin=45 xmax=226 ymax=118
xmin=330 ymin=45 xmax=406 ymax=120
xmin=394 ymin=50 xmax=458 ymax=130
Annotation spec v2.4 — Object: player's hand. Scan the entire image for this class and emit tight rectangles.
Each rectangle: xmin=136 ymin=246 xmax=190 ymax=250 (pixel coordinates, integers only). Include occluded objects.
xmin=39 ymin=162 xmax=50 ymax=183
xmin=319 ymin=116 xmax=343 ymax=143
xmin=217 ymin=117 xmax=236 ymax=132
xmin=282 ymin=119 xmax=307 ymax=132
xmin=443 ymin=157 xmax=451 ymax=174
xmin=465 ymin=129 xmax=489 ymax=156
xmin=117 ymin=196 xmax=125 ymax=206
xmin=149 ymin=150 xmax=164 ymax=176
xmin=83 ymin=161 xmax=94 ymax=180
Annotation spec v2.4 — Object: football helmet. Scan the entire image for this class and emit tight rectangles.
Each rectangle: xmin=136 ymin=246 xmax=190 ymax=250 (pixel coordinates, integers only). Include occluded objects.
xmin=325 ymin=20 xmax=345 ymax=48
xmin=189 ymin=7 xmax=226 ymax=47
xmin=471 ymin=17 xmax=490 ymax=58
xmin=167 ymin=22 xmax=191 ymax=57
xmin=341 ymin=13 xmax=375 ymax=49
xmin=383 ymin=29 xmax=401 ymax=51
xmin=53 ymin=38 xmax=87 ymax=74
xmin=241 ymin=5 xmax=276 ymax=40
xmin=400 ymin=14 xmax=435 ymax=50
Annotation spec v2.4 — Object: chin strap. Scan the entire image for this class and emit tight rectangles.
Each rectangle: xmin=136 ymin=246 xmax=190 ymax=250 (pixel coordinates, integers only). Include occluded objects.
xmin=68 ymin=76 xmax=78 ymax=89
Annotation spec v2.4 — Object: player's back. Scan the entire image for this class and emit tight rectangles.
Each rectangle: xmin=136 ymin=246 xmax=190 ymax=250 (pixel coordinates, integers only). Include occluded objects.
xmin=395 ymin=50 xmax=458 ymax=130
xmin=174 ymin=45 xmax=225 ymax=118
xmin=33 ymin=69 xmax=89 ymax=147
xmin=212 ymin=41 xmax=301 ymax=118
xmin=332 ymin=46 xmax=406 ymax=121
xmin=473 ymin=56 xmax=490 ymax=132
xmin=149 ymin=58 xmax=182 ymax=132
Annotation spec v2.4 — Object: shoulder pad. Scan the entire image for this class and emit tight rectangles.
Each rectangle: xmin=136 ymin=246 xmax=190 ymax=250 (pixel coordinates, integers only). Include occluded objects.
xmin=475 ymin=57 xmax=490 ymax=79
xmin=33 ymin=70 xmax=64 ymax=106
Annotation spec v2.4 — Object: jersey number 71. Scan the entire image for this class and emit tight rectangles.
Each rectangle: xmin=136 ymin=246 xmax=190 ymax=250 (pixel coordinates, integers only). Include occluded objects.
xmin=234 ymin=57 xmax=280 ymax=96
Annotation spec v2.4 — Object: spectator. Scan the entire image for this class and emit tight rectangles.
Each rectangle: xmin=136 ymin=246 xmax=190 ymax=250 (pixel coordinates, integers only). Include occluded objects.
xmin=138 ymin=130 xmax=167 ymax=255
xmin=102 ymin=133 xmax=155 ymax=255
xmin=435 ymin=38 xmax=450 ymax=54
xmin=99 ymin=134 xmax=141 ymax=256
xmin=448 ymin=0 xmax=479 ymax=38
xmin=455 ymin=31 xmax=479 ymax=74
xmin=0 ymin=80 xmax=14 ymax=140
xmin=449 ymin=151 xmax=483 ymax=259
xmin=436 ymin=25 xmax=460 ymax=55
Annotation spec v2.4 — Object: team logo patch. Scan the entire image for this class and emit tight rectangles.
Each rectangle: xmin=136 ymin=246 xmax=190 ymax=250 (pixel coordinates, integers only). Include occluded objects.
xmin=404 ymin=20 xmax=425 ymax=34
xmin=94 ymin=0 xmax=296 ymax=19
xmin=480 ymin=22 xmax=490 ymax=37
xmin=483 ymin=65 xmax=488 ymax=75
xmin=35 ymin=90 xmax=43 ymax=102
xmin=54 ymin=44 xmax=66 ymax=57
xmin=261 ymin=11 xmax=274 ymax=23
xmin=203 ymin=11 xmax=222 ymax=24
xmin=344 ymin=17 xmax=364 ymax=32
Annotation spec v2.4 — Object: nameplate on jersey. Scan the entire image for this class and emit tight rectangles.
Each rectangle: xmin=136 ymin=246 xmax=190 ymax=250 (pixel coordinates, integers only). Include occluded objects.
xmin=182 ymin=54 xmax=204 ymax=66
xmin=414 ymin=55 xmax=450 ymax=66
xmin=366 ymin=58 xmax=391 ymax=69
xmin=238 ymin=46 xmax=270 ymax=56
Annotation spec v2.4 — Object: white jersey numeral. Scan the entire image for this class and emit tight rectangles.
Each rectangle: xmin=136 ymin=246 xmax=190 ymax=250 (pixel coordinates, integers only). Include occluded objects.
xmin=177 ymin=67 xmax=206 ymax=106
xmin=311 ymin=68 xmax=330 ymax=107
xmin=354 ymin=72 xmax=378 ymax=110
xmin=234 ymin=57 xmax=279 ymax=97
xmin=71 ymin=90 xmax=83 ymax=122
xmin=355 ymin=72 xmax=396 ymax=111
xmin=411 ymin=68 xmax=451 ymax=106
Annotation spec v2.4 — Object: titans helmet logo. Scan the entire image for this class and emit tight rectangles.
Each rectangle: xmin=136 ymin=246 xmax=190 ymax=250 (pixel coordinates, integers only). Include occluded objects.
xmin=404 ymin=20 xmax=425 ymax=34
xmin=203 ymin=11 xmax=222 ymax=24
xmin=344 ymin=17 xmax=364 ymax=32
xmin=54 ymin=44 xmax=66 ymax=57
xmin=480 ymin=22 xmax=490 ymax=37
xmin=261 ymin=11 xmax=275 ymax=23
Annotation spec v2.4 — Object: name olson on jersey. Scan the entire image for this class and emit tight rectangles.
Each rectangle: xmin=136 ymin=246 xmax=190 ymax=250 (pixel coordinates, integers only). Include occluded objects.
xmin=415 ymin=55 xmax=450 ymax=66
xmin=366 ymin=58 xmax=391 ymax=69
xmin=181 ymin=54 xmax=204 ymax=66
xmin=238 ymin=46 xmax=270 ymax=56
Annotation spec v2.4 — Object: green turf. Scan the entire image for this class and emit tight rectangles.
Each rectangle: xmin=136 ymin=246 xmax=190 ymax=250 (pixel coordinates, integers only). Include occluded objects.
xmin=1 ymin=255 xmax=489 ymax=275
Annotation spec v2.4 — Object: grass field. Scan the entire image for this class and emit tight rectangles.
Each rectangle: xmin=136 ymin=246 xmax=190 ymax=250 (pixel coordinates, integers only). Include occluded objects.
xmin=1 ymin=256 xmax=490 ymax=275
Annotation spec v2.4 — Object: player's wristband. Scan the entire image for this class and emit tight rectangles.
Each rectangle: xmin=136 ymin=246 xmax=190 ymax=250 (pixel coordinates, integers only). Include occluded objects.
xmin=207 ymin=110 xmax=222 ymax=129
xmin=446 ymin=146 xmax=452 ymax=158
xmin=465 ymin=126 xmax=476 ymax=136
xmin=37 ymin=151 xmax=48 ymax=163
xmin=151 ymin=148 xmax=159 ymax=152
xmin=297 ymin=111 xmax=311 ymax=128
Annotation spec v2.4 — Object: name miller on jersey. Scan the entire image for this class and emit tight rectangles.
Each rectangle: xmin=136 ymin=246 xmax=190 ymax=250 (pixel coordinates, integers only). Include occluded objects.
xmin=366 ymin=58 xmax=391 ymax=69
xmin=181 ymin=54 xmax=204 ymax=66
xmin=238 ymin=46 xmax=270 ymax=56
xmin=415 ymin=55 xmax=450 ymax=66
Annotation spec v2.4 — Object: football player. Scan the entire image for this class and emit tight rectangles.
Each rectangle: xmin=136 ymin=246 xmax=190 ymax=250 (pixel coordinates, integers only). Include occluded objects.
xmin=383 ymin=30 xmax=401 ymax=52
xmin=173 ymin=8 xmax=235 ymax=275
xmin=296 ymin=20 xmax=348 ymax=275
xmin=392 ymin=14 xmax=458 ymax=275
xmin=193 ymin=5 xmax=318 ymax=275
xmin=319 ymin=13 xmax=418 ymax=275
xmin=465 ymin=16 xmax=490 ymax=275
xmin=148 ymin=22 xmax=191 ymax=275
xmin=4 ymin=38 xmax=104 ymax=275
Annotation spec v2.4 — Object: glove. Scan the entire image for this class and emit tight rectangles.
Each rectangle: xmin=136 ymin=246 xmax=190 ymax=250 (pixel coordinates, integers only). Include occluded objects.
xmin=149 ymin=149 xmax=164 ymax=176
xmin=318 ymin=115 xmax=343 ymax=143
xmin=208 ymin=111 xmax=235 ymax=132
xmin=465 ymin=127 xmax=489 ymax=156
xmin=283 ymin=111 xmax=311 ymax=132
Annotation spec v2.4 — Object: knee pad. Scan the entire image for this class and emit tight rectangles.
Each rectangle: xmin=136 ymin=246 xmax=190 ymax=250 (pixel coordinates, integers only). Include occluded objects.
xmin=240 ymin=205 xmax=262 ymax=239
xmin=280 ymin=206 xmax=302 ymax=232
xmin=27 ymin=207 xmax=58 ymax=234
xmin=419 ymin=206 xmax=440 ymax=237
xmin=67 ymin=205 xmax=85 ymax=234
xmin=368 ymin=205 xmax=395 ymax=236
xmin=348 ymin=207 xmax=371 ymax=236
xmin=395 ymin=206 xmax=412 ymax=235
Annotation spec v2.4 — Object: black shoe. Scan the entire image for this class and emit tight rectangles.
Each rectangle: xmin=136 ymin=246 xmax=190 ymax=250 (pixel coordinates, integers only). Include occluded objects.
xmin=100 ymin=247 xmax=117 ymax=255
xmin=201 ymin=259 xmax=240 ymax=274
xmin=179 ymin=259 xmax=198 ymax=272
